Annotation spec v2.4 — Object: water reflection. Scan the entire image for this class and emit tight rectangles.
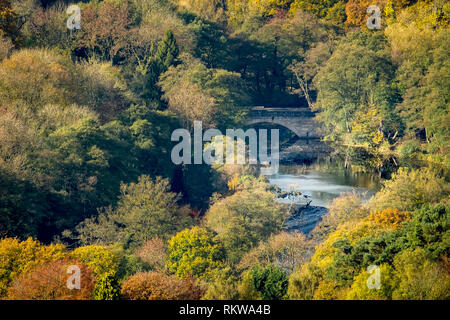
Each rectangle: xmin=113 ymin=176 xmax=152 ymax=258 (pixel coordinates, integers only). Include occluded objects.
xmin=268 ymin=165 xmax=379 ymax=207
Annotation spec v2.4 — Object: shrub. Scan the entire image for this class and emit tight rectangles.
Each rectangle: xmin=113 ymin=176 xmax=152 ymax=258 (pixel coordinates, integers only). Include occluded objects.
xmin=6 ymin=259 xmax=95 ymax=300
xmin=397 ymin=139 xmax=421 ymax=158
xmin=120 ymin=272 xmax=204 ymax=300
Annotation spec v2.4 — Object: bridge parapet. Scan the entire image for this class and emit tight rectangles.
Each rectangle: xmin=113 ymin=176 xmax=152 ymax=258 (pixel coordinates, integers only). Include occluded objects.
xmin=250 ymin=106 xmax=315 ymax=118
xmin=247 ymin=106 xmax=322 ymax=139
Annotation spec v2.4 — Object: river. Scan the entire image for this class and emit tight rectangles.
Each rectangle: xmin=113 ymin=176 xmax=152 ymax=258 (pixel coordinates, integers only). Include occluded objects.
xmin=266 ymin=139 xmax=381 ymax=234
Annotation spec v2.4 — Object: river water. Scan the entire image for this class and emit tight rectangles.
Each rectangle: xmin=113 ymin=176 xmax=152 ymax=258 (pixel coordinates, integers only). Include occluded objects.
xmin=268 ymin=165 xmax=378 ymax=208
xmin=265 ymin=139 xmax=381 ymax=234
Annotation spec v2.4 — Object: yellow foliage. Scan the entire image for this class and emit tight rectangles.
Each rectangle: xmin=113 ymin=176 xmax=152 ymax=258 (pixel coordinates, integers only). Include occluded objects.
xmin=227 ymin=174 xmax=240 ymax=191
xmin=369 ymin=167 xmax=448 ymax=211
xmin=312 ymin=220 xmax=380 ymax=270
xmin=0 ymin=237 xmax=66 ymax=296
xmin=367 ymin=208 xmax=411 ymax=230
xmin=69 ymin=245 xmax=119 ymax=278
xmin=312 ymin=280 xmax=347 ymax=300
xmin=346 ymin=264 xmax=397 ymax=300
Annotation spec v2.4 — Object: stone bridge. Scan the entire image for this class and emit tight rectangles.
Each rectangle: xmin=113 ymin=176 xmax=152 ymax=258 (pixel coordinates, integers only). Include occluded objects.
xmin=246 ymin=106 xmax=322 ymax=138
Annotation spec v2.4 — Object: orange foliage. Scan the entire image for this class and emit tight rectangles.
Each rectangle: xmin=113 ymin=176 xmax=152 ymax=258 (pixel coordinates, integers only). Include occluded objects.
xmin=136 ymin=238 xmax=167 ymax=272
xmin=121 ymin=272 xmax=204 ymax=300
xmin=7 ymin=259 xmax=95 ymax=300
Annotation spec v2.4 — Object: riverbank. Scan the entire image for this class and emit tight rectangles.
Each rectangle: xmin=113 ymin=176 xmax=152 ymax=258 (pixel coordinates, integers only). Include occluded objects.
xmin=284 ymin=205 xmax=328 ymax=234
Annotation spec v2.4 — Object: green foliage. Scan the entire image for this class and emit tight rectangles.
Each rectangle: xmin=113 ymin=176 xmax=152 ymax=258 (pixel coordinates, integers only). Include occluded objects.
xmin=369 ymin=168 xmax=449 ymax=211
xmin=159 ymin=53 xmax=251 ymax=129
xmin=167 ymin=227 xmax=225 ymax=279
xmin=202 ymin=267 xmax=240 ymax=300
xmin=392 ymin=248 xmax=450 ymax=299
xmin=70 ymin=245 xmax=119 ymax=277
xmin=0 ymin=0 xmax=448 ymax=302
xmin=346 ymin=264 xmax=397 ymax=300
xmin=93 ymin=272 xmax=121 ymax=300
xmin=397 ymin=139 xmax=421 ymax=159
xmin=69 ymin=245 xmax=121 ymax=300
xmin=205 ymin=178 xmax=286 ymax=263
xmin=249 ymin=265 xmax=288 ymax=300
xmin=287 ymin=262 xmax=324 ymax=300
xmin=313 ymin=31 xmax=401 ymax=146
xmin=324 ymin=201 xmax=449 ymax=288
xmin=74 ymin=175 xmax=193 ymax=248
xmin=130 ymin=29 xmax=179 ymax=106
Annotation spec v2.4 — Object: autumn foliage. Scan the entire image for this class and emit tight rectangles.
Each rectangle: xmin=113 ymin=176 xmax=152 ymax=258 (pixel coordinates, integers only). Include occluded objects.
xmin=120 ymin=272 xmax=204 ymax=300
xmin=6 ymin=259 xmax=95 ymax=300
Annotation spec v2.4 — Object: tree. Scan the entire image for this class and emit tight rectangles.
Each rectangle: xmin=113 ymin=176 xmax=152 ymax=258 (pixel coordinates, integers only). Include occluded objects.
xmin=0 ymin=237 xmax=66 ymax=297
xmin=287 ymin=262 xmax=324 ymax=300
xmin=0 ymin=168 xmax=49 ymax=238
xmin=239 ymin=232 xmax=313 ymax=274
xmin=74 ymin=175 xmax=193 ymax=248
xmin=392 ymin=248 xmax=450 ymax=300
xmin=369 ymin=168 xmax=448 ymax=211
xmin=202 ymin=267 xmax=240 ymax=300
xmin=6 ymin=259 xmax=95 ymax=300
xmin=131 ymin=29 xmax=179 ymax=106
xmin=310 ymin=192 xmax=369 ymax=242
xmin=120 ymin=272 xmax=204 ymax=300
xmin=205 ymin=179 xmax=286 ymax=263
xmin=291 ymin=0 xmax=343 ymax=19
xmin=136 ymin=238 xmax=167 ymax=272
xmin=346 ymin=264 xmax=397 ymax=300
xmin=313 ymin=33 xmax=399 ymax=145
xmin=385 ymin=3 xmax=449 ymax=164
xmin=176 ymin=0 xmax=227 ymax=23
xmin=167 ymin=227 xmax=225 ymax=279
xmin=26 ymin=5 xmax=75 ymax=53
xmin=159 ymin=53 xmax=251 ymax=130
xmin=367 ymin=208 xmax=411 ymax=231
xmin=69 ymin=245 xmax=119 ymax=278
xmin=75 ymin=1 xmax=135 ymax=63
xmin=0 ymin=0 xmax=21 ymax=44
xmin=345 ymin=0 xmax=387 ymax=29
xmin=249 ymin=265 xmax=288 ymax=300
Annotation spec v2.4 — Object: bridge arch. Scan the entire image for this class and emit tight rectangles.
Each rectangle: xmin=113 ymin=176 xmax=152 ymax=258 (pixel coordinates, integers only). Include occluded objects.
xmin=246 ymin=107 xmax=321 ymax=139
